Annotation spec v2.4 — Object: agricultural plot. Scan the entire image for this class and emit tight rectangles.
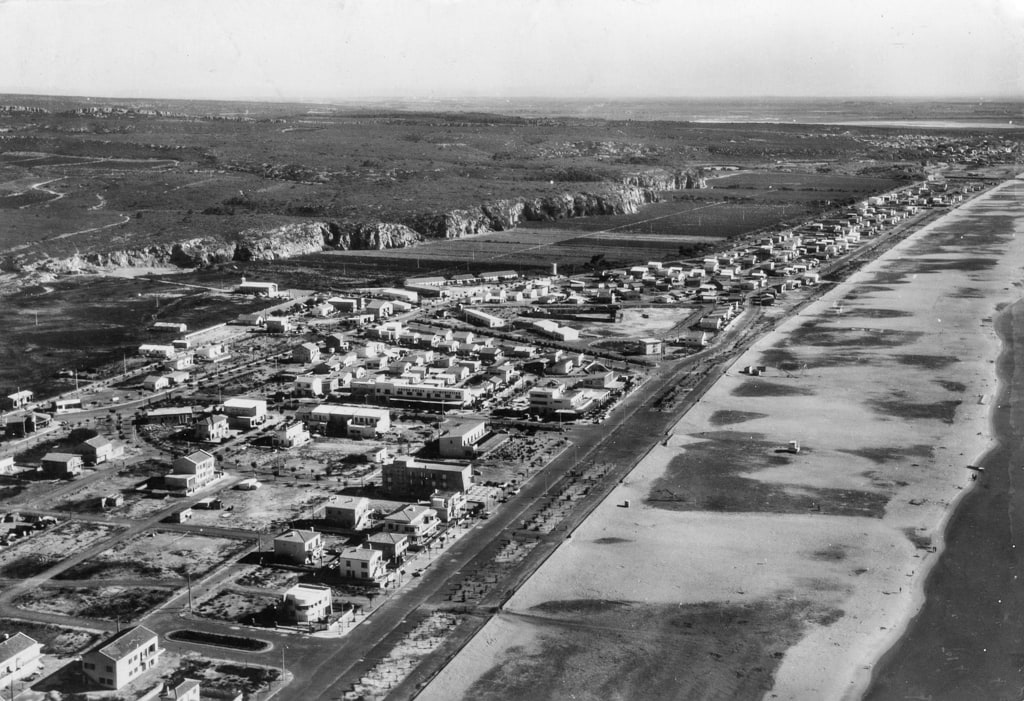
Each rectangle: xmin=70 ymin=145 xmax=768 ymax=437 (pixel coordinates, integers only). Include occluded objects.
xmin=0 ymin=521 xmax=120 ymax=579
xmin=56 ymin=530 xmax=249 ymax=581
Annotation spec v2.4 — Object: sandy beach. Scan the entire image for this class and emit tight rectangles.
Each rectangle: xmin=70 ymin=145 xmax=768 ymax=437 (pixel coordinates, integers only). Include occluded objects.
xmin=417 ymin=178 xmax=1024 ymax=701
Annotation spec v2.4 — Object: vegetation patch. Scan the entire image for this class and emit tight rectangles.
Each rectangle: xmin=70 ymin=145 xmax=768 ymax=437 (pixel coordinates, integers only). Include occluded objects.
xmin=708 ymin=409 xmax=769 ymax=426
xmin=166 ymin=629 xmax=271 ymax=651
xmin=14 ymin=585 xmax=173 ymax=621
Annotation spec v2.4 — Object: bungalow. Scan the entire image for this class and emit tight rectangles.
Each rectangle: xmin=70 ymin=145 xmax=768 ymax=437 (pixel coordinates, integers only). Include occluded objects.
xmin=464 ymin=309 xmax=506 ymax=329
xmin=146 ymin=406 xmax=195 ymax=426
xmin=235 ymin=280 xmax=279 ymax=297
xmin=160 ymin=679 xmax=201 ymax=701
xmin=0 ymin=632 xmax=43 ymax=690
xmin=274 ymin=529 xmax=324 ymax=566
xmin=142 ymin=375 xmax=170 ymax=392
xmin=336 ymin=545 xmax=387 ymax=585
xmin=81 ymin=625 xmax=161 ymax=690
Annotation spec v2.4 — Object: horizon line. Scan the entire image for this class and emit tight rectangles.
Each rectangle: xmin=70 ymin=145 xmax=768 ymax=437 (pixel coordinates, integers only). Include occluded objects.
xmin=1 ymin=90 xmax=1023 ymax=106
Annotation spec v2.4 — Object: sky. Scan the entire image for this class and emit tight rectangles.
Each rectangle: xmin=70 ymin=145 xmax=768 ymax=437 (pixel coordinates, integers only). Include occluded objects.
xmin=0 ymin=0 xmax=1022 ymax=101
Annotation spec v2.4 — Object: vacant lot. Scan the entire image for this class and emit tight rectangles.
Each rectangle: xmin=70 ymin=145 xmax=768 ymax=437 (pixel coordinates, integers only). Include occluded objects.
xmin=15 ymin=584 xmax=173 ymax=621
xmin=0 ymin=620 xmax=101 ymax=656
xmin=0 ymin=521 xmax=119 ymax=579
xmin=185 ymin=477 xmax=338 ymax=532
xmin=57 ymin=530 xmax=249 ymax=581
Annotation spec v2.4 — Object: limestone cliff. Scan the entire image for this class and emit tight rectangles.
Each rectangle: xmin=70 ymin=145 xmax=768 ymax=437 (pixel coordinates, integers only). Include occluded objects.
xmin=1 ymin=167 xmax=705 ymax=274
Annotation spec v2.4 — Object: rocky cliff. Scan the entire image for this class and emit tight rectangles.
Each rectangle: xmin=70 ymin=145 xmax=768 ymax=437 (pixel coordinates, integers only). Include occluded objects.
xmin=2 ymin=168 xmax=704 ymax=274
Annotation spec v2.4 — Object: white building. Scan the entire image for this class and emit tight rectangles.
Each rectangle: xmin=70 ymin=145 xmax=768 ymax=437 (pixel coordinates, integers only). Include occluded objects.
xmin=308 ymin=404 xmax=391 ymax=438
xmin=438 ymin=419 xmax=489 ymax=458
xmin=282 ymin=583 xmax=333 ymax=623
xmin=337 ymin=545 xmax=387 ymax=585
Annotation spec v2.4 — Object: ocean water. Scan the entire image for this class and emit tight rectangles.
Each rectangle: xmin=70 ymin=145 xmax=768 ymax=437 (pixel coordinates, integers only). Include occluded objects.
xmin=865 ymin=180 xmax=1024 ymax=700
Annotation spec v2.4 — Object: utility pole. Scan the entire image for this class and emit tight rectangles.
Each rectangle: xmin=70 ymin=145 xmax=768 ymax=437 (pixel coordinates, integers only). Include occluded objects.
xmin=187 ymin=572 xmax=193 ymax=613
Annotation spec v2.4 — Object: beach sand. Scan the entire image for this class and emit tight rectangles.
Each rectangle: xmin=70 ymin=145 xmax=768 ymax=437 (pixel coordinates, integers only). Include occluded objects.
xmin=418 ymin=179 xmax=1023 ymax=701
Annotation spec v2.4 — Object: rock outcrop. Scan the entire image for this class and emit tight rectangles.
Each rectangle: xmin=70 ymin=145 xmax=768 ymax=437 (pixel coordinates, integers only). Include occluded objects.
xmin=2 ymin=167 xmax=705 ymax=275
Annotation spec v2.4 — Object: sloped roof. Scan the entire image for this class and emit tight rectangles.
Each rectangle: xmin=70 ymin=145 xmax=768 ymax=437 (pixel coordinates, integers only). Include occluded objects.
xmin=91 ymin=625 xmax=157 ymax=662
xmin=0 ymin=632 xmax=40 ymax=661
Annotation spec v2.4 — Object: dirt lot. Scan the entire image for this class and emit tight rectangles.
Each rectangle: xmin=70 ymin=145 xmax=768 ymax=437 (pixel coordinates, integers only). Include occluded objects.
xmin=49 ymin=460 xmax=171 ymax=519
xmin=579 ymin=307 xmax=692 ymax=340
xmin=186 ymin=478 xmax=340 ymax=531
xmin=57 ymin=530 xmax=249 ymax=581
xmin=0 ymin=521 xmax=120 ymax=579
xmin=0 ymin=620 xmax=101 ymax=656
xmin=15 ymin=584 xmax=174 ymax=621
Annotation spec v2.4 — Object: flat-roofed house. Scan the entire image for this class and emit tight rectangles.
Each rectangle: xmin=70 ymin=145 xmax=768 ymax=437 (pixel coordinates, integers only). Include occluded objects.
xmin=308 ymin=404 xmax=390 ymax=438
xmin=81 ymin=625 xmax=161 ymax=690
xmin=337 ymin=545 xmax=387 ymax=585
xmin=382 ymin=456 xmax=472 ymax=499
xmin=438 ymin=419 xmax=489 ymax=458
xmin=282 ymin=583 xmax=333 ymax=623
xmin=222 ymin=397 xmax=267 ymax=430
xmin=2 ymin=390 xmax=33 ymax=411
xmin=323 ymin=496 xmax=372 ymax=531
xmin=235 ymin=281 xmax=279 ymax=297
xmin=0 ymin=632 xmax=43 ymax=690
xmin=274 ymin=529 xmax=323 ymax=566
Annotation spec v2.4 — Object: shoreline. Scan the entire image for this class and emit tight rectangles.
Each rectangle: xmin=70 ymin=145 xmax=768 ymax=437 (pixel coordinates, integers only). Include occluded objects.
xmin=860 ymin=297 xmax=1016 ymax=699
xmin=415 ymin=178 xmax=1022 ymax=701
